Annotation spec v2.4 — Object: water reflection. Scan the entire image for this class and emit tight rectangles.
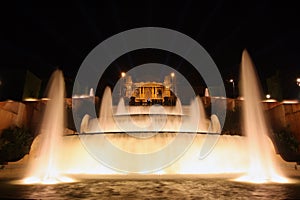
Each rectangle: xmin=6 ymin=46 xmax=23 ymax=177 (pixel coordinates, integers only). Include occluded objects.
xmin=1 ymin=178 xmax=300 ymax=199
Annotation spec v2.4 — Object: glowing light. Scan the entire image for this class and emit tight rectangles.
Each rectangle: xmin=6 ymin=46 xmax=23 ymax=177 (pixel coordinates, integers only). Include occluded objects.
xmin=266 ymin=94 xmax=271 ymax=99
xmin=211 ymin=96 xmax=227 ymax=99
xmin=72 ymin=95 xmax=91 ymax=99
xmin=22 ymin=176 xmax=75 ymax=185
xmin=235 ymin=173 xmax=289 ymax=184
xmin=53 ymin=134 xmax=252 ymax=175
xmin=121 ymin=72 xmax=126 ymax=78
xmin=41 ymin=98 xmax=51 ymax=101
xmin=282 ymin=100 xmax=299 ymax=104
xmin=24 ymin=98 xmax=39 ymax=101
xmin=23 ymin=177 xmax=40 ymax=184
xmin=171 ymin=72 xmax=175 ymax=77
xmin=229 ymin=79 xmax=234 ymax=83
xmin=297 ymin=78 xmax=300 ymax=86
xmin=262 ymin=99 xmax=277 ymax=103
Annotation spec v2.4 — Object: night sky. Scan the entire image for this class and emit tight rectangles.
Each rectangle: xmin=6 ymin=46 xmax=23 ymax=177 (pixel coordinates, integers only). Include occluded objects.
xmin=1 ymin=1 xmax=300 ymax=99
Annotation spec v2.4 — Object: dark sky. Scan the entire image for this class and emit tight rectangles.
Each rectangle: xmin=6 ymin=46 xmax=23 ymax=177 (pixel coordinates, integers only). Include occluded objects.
xmin=1 ymin=1 xmax=300 ymax=98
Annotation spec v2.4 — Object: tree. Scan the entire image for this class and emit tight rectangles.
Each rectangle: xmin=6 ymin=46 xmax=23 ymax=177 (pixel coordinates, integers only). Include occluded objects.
xmin=0 ymin=126 xmax=33 ymax=163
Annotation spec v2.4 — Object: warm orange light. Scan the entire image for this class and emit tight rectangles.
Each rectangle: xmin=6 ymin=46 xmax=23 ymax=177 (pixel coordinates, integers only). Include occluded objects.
xmin=121 ymin=72 xmax=126 ymax=78
xmin=22 ymin=176 xmax=75 ymax=185
xmin=41 ymin=98 xmax=51 ymax=101
xmin=282 ymin=100 xmax=299 ymax=104
xmin=171 ymin=72 xmax=175 ymax=78
xmin=235 ymin=173 xmax=289 ymax=184
xmin=262 ymin=99 xmax=277 ymax=103
xmin=24 ymin=98 xmax=39 ymax=101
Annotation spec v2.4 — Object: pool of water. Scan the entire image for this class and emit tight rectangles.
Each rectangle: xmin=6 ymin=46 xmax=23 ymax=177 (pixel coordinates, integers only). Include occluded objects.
xmin=1 ymin=176 xmax=300 ymax=199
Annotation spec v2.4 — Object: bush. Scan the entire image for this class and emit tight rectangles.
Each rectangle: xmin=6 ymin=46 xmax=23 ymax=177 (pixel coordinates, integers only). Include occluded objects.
xmin=0 ymin=126 xmax=34 ymax=163
xmin=221 ymin=107 xmax=242 ymax=135
xmin=273 ymin=127 xmax=299 ymax=153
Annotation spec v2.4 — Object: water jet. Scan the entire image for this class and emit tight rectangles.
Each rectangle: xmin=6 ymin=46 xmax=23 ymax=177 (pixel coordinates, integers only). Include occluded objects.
xmin=23 ymin=69 xmax=74 ymax=184
xmin=236 ymin=50 xmax=288 ymax=183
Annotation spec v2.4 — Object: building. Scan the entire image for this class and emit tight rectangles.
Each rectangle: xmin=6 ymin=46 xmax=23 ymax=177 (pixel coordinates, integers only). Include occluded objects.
xmin=122 ymin=75 xmax=176 ymax=106
xmin=0 ymin=69 xmax=41 ymax=101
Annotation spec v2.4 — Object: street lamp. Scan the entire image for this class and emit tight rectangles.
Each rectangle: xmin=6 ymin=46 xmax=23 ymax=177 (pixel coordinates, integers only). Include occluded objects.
xmin=120 ymin=72 xmax=126 ymax=97
xmin=297 ymin=78 xmax=300 ymax=100
xmin=229 ymin=79 xmax=235 ymax=98
xmin=170 ymin=72 xmax=176 ymax=95
xmin=121 ymin=72 xmax=126 ymax=78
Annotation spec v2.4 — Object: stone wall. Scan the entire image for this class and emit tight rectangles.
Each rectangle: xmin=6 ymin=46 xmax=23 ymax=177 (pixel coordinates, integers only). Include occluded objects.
xmin=0 ymin=99 xmax=77 ymax=135
xmin=268 ymin=103 xmax=300 ymax=141
xmin=0 ymin=101 xmax=28 ymax=132
xmin=0 ymin=101 xmax=45 ymax=135
xmin=1 ymin=98 xmax=299 ymax=138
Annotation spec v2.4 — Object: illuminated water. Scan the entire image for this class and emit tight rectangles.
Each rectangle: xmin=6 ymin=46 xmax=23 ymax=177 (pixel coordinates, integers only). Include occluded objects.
xmin=56 ymin=134 xmax=248 ymax=174
xmin=23 ymin=66 xmax=290 ymax=178
xmin=237 ymin=50 xmax=287 ymax=183
xmin=83 ymin=87 xmax=210 ymax=133
xmin=23 ymin=70 xmax=73 ymax=184
xmin=1 ymin=51 xmax=296 ymax=198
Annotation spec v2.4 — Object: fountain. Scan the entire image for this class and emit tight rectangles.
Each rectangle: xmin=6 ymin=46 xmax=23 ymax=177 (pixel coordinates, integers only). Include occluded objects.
xmin=2 ymin=50 xmax=291 ymax=185
xmin=236 ymin=50 xmax=288 ymax=183
xmin=65 ymin=86 xmax=258 ymax=174
xmin=116 ymin=97 xmax=127 ymax=115
xmin=1 ymin=59 xmax=298 ymax=199
xmin=60 ymin=71 xmax=292 ymax=177
xmin=189 ymin=96 xmax=209 ymax=132
xmin=18 ymin=56 xmax=291 ymax=181
xmin=23 ymin=69 xmax=73 ymax=184
xmin=82 ymin=87 xmax=213 ymax=134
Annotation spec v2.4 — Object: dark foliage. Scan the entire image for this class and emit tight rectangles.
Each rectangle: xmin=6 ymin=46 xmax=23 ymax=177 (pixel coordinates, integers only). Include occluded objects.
xmin=273 ymin=127 xmax=299 ymax=153
xmin=0 ymin=126 xmax=33 ymax=163
xmin=222 ymin=107 xmax=242 ymax=135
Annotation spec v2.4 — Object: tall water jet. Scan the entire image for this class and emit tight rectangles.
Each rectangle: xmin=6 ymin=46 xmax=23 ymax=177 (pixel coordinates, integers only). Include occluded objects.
xmin=99 ymin=87 xmax=115 ymax=132
xmin=173 ymin=98 xmax=182 ymax=115
xmin=204 ymin=88 xmax=210 ymax=97
xmin=116 ymin=97 xmax=127 ymax=115
xmin=189 ymin=96 xmax=208 ymax=132
xmin=23 ymin=69 xmax=73 ymax=184
xmin=237 ymin=50 xmax=287 ymax=183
